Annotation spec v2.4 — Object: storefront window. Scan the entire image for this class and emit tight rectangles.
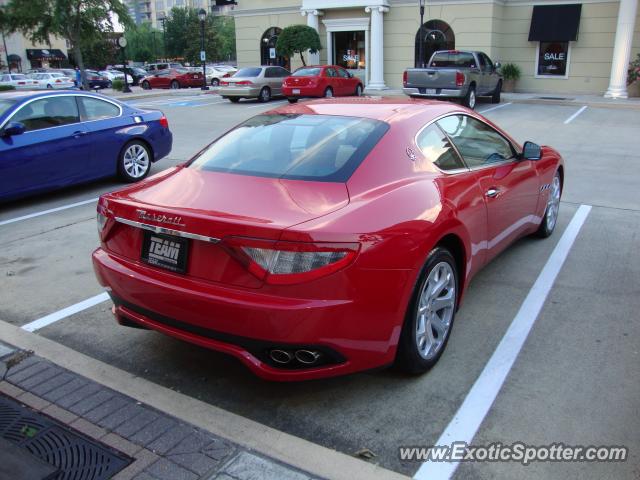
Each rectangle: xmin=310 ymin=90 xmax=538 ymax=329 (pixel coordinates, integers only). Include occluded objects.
xmin=333 ymin=31 xmax=365 ymax=71
xmin=537 ymin=41 xmax=569 ymax=77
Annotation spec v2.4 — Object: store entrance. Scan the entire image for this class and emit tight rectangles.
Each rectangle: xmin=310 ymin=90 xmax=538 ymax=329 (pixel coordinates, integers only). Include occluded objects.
xmin=332 ymin=31 xmax=366 ymax=85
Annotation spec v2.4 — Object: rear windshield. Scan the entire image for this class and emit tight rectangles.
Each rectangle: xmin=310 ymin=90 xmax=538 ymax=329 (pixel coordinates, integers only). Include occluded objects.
xmin=430 ymin=52 xmax=476 ymax=68
xmin=11 ymin=75 xmax=26 ymax=80
xmin=234 ymin=68 xmax=262 ymax=77
xmin=0 ymin=99 xmax=17 ymax=117
xmin=293 ymin=67 xmax=321 ymax=77
xmin=189 ymin=114 xmax=389 ymax=182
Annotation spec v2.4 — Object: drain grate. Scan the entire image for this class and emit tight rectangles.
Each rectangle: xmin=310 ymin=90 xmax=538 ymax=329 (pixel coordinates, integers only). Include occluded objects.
xmin=0 ymin=394 xmax=131 ymax=480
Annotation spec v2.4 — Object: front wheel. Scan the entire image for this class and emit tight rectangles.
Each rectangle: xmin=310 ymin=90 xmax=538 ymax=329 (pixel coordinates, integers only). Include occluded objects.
xmin=170 ymin=80 xmax=180 ymax=89
xmin=46 ymin=84 xmax=53 ymax=89
xmin=535 ymin=171 xmax=562 ymax=238
xmin=258 ymin=86 xmax=271 ymax=102
xmin=491 ymin=81 xmax=502 ymax=104
xmin=463 ymin=85 xmax=476 ymax=109
xmin=141 ymin=81 xmax=150 ymax=90
xmin=396 ymin=248 xmax=458 ymax=373
xmin=118 ymin=141 xmax=151 ymax=183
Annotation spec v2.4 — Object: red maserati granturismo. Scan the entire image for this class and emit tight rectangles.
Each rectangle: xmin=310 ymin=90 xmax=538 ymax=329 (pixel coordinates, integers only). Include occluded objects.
xmin=92 ymin=98 xmax=563 ymax=381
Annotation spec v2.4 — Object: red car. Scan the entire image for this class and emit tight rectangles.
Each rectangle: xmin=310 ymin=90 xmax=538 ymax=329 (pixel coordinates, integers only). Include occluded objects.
xmin=140 ymin=68 xmax=204 ymax=90
xmin=92 ymin=98 xmax=563 ymax=381
xmin=282 ymin=65 xmax=364 ymax=103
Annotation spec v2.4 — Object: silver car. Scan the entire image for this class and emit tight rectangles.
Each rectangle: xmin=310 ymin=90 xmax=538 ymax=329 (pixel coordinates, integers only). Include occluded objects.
xmin=217 ymin=66 xmax=290 ymax=103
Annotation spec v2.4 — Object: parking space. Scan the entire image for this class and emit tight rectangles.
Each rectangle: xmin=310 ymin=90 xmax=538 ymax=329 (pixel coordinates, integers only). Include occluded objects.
xmin=1 ymin=97 xmax=638 ymax=478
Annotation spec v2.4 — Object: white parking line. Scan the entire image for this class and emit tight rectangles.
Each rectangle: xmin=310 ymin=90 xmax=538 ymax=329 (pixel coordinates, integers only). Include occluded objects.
xmin=21 ymin=292 xmax=110 ymax=333
xmin=478 ymin=102 xmax=512 ymax=114
xmin=414 ymin=204 xmax=592 ymax=480
xmin=245 ymin=100 xmax=288 ymax=109
xmin=563 ymin=105 xmax=587 ymax=124
xmin=0 ymin=198 xmax=98 ymax=227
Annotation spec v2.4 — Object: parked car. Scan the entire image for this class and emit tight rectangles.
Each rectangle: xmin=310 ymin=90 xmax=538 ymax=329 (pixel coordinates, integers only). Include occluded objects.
xmin=27 ymin=72 xmax=75 ymax=89
xmin=91 ymin=97 xmax=563 ymax=381
xmin=282 ymin=65 xmax=363 ymax=103
xmin=140 ymin=68 xmax=205 ymax=90
xmin=218 ymin=66 xmax=290 ymax=103
xmin=85 ymin=70 xmax=112 ymax=90
xmin=204 ymin=65 xmax=233 ymax=87
xmin=0 ymin=73 xmax=38 ymax=90
xmin=403 ymin=50 xmax=502 ymax=109
xmin=99 ymin=69 xmax=134 ymax=85
xmin=0 ymin=90 xmax=172 ymax=202
xmin=117 ymin=66 xmax=147 ymax=86
xmin=144 ymin=62 xmax=183 ymax=73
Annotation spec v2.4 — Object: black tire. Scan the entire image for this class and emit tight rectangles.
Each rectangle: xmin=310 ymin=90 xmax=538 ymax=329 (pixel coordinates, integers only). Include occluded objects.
xmin=535 ymin=171 xmax=562 ymax=238
xmin=258 ymin=86 xmax=271 ymax=103
xmin=46 ymin=84 xmax=53 ymax=89
xmin=228 ymin=97 xmax=240 ymax=103
xmin=170 ymin=80 xmax=180 ymax=89
xmin=463 ymin=84 xmax=476 ymax=109
xmin=354 ymin=84 xmax=363 ymax=96
xmin=491 ymin=81 xmax=502 ymax=104
xmin=107 ymin=81 xmax=113 ymax=89
xmin=396 ymin=247 xmax=458 ymax=374
xmin=287 ymin=97 xmax=299 ymax=104
xmin=324 ymin=87 xmax=333 ymax=98
xmin=141 ymin=81 xmax=151 ymax=90
xmin=117 ymin=140 xmax=152 ymax=183
xmin=211 ymin=78 xmax=220 ymax=87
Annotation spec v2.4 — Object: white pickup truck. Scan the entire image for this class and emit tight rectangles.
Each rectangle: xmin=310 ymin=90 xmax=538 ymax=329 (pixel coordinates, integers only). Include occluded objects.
xmin=402 ymin=50 xmax=502 ymax=109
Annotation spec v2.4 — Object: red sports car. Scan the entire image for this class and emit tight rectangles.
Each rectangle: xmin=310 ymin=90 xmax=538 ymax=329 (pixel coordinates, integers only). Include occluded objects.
xmin=92 ymin=98 xmax=563 ymax=381
xmin=282 ymin=65 xmax=364 ymax=103
xmin=140 ymin=68 xmax=204 ymax=90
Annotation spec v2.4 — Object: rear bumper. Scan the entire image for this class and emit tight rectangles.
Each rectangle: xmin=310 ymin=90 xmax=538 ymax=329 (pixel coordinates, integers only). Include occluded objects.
xmin=218 ymin=86 xmax=261 ymax=98
xmin=282 ymin=86 xmax=321 ymax=98
xmin=92 ymin=247 xmax=408 ymax=381
xmin=403 ymin=87 xmax=466 ymax=98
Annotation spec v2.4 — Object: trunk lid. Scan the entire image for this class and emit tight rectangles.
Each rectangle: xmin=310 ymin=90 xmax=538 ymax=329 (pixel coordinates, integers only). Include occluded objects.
xmin=405 ymin=68 xmax=459 ymax=89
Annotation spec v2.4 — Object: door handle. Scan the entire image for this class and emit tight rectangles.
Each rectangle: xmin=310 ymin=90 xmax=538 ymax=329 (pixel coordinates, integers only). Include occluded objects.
xmin=72 ymin=131 xmax=87 ymax=138
xmin=486 ymin=188 xmax=499 ymax=198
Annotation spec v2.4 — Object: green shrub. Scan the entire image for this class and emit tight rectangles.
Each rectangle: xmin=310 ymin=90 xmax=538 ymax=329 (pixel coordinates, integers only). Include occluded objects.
xmin=111 ymin=79 xmax=124 ymax=91
xmin=500 ymin=63 xmax=521 ymax=81
xmin=0 ymin=85 xmax=16 ymax=91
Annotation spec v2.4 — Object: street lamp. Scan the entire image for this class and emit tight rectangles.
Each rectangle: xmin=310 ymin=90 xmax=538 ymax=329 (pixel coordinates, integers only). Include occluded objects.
xmin=118 ymin=36 xmax=132 ymax=93
xmin=418 ymin=0 xmax=425 ymax=68
xmin=159 ymin=15 xmax=168 ymax=61
xmin=198 ymin=8 xmax=208 ymax=91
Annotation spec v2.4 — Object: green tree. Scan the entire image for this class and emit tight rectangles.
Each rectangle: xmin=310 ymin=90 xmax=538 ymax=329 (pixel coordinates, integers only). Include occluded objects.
xmin=275 ymin=25 xmax=321 ymax=67
xmin=125 ymin=23 xmax=163 ymax=63
xmin=1 ymin=0 xmax=131 ymax=88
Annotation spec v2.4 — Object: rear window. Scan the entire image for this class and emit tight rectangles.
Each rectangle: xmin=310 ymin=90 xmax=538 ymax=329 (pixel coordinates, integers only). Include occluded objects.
xmin=189 ymin=114 xmax=389 ymax=182
xmin=0 ymin=99 xmax=17 ymax=117
xmin=11 ymin=75 xmax=26 ymax=80
xmin=293 ymin=67 xmax=321 ymax=77
xmin=234 ymin=68 xmax=262 ymax=77
xmin=430 ymin=52 xmax=476 ymax=68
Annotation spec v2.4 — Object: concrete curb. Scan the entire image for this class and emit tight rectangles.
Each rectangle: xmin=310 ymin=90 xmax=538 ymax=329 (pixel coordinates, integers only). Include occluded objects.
xmin=0 ymin=319 xmax=409 ymax=480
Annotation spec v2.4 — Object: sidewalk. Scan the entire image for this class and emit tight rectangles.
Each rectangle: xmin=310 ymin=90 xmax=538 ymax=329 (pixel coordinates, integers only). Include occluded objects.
xmin=0 ymin=323 xmax=406 ymax=480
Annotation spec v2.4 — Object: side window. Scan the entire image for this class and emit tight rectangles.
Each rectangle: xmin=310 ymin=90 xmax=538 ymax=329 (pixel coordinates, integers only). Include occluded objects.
xmin=277 ymin=67 xmax=290 ymax=77
xmin=265 ymin=67 xmax=278 ymax=78
xmin=325 ymin=68 xmax=337 ymax=77
xmin=477 ymin=54 xmax=486 ymax=70
xmin=337 ymin=68 xmax=350 ymax=78
xmin=416 ymin=124 xmax=465 ymax=171
xmin=0 ymin=75 xmax=8 ymax=82
xmin=12 ymin=96 xmax=80 ymax=132
xmin=482 ymin=54 xmax=494 ymax=71
xmin=80 ymin=97 xmax=120 ymax=121
xmin=437 ymin=115 xmax=515 ymax=168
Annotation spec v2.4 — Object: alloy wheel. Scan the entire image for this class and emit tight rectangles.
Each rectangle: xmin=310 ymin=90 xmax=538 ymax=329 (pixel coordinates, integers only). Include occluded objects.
xmin=415 ymin=261 xmax=456 ymax=360
xmin=546 ymin=173 xmax=561 ymax=232
xmin=123 ymin=144 xmax=150 ymax=179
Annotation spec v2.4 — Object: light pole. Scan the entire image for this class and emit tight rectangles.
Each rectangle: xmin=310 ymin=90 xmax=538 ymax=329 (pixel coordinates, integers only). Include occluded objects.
xmin=198 ymin=8 xmax=208 ymax=91
xmin=118 ymin=36 xmax=132 ymax=93
xmin=418 ymin=0 xmax=425 ymax=68
xmin=159 ymin=16 xmax=167 ymax=61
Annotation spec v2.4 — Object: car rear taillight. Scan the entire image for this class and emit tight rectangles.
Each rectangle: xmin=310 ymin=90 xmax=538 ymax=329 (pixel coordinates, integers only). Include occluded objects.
xmin=159 ymin=116 xmax=169 ymax=128
xmin=223 ymin=73 xmax=231 ymax=78
xmin=455 ymin=71 xmax=465 ymax=87
xmin=18 ymin=81 xmax=25 ymax=85
xmin=55 ymin=79 xmax=62 ymax=83
xmin=403 ymin=71 xmax=408 ymax=87
xmin=235 ymin=81 xmax=253 ymax=85
xmin=96 ymin=201 xmax=112 ymax=239
xmin=220 ymin=80 xmax=229 ymax=86
xmin=225 ymin=237 xmax=359 ymax=285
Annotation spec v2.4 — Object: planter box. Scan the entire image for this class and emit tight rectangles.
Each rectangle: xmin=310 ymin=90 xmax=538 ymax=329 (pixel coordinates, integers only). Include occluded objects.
xmin=627 ymin=81 xmax=640 ymax=98
xmin=503 ymin=79 xmax=516 ymax=93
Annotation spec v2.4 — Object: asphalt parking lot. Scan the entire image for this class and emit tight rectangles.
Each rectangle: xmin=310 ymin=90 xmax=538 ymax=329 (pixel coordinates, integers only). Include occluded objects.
xmin=1 ymin=95 xmax=638 ymax=479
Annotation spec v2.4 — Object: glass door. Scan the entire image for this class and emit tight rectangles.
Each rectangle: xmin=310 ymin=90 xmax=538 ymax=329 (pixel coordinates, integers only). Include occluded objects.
xmin=332 ymin=31 xmax=366 ymax=85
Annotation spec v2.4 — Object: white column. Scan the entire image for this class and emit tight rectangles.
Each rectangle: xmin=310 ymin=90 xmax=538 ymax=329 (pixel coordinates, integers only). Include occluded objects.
xmin=365 ymin=5 xmax=389 ymax=90
xmin=604 ymin=0 xmax=638 ymax=98
xmin=326 ymin=29 xmax=333 ymax=65
xmin=301 ymin=9 xmax=323 ymax=65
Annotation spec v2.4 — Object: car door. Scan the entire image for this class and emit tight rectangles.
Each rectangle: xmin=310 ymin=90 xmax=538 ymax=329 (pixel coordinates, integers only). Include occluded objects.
xmin=324 ymin=67 xmax=339 ymax=95
xmin=152 ymin=71 xmax=170 ymax=88
xmin=476 ymin=54 xmax=491 ymax=95
xmin=481 ymin=53 xmax=499 ymax=92
xmin=263 ymin=67 xmax=281 ymax=96
xmin=437 ymin=114 xmax=540 ymax=261
xmin=77 ymin=95 xmax=129 ymax=178
xmin=0 ymin=95 xmax=91 ymax=198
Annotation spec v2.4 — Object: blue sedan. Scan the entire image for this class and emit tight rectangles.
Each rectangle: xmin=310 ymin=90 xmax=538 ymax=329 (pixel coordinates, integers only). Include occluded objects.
xmin=0 ymin=90 xmax=172 ymax=202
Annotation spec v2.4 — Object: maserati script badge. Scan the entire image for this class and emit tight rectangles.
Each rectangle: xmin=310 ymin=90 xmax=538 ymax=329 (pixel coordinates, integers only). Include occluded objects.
xmin=136 ymin=209 xmax=185 ymax=227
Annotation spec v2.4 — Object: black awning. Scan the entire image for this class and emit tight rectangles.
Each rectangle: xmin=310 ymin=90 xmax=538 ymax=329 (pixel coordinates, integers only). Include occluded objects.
xmin=26 ymin=49 xmax=67 ymax=60
xmin=529 ymin=4 xmax=582 ymax=42
xmin=7 ymin=54 xmax=21 ymax=62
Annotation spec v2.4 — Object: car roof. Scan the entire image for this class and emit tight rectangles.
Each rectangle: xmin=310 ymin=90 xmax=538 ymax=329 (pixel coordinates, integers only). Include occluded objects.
xmin=268 ymin=97 xmax=466 ymax=124
xmin=0 ymin=90 xmax=124 ymax=104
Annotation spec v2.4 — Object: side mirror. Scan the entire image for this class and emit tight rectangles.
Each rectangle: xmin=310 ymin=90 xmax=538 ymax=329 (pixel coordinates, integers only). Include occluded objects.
xmin=522 ymin=141 xmax=542 ymax=160
xmin=494 ymin=62 xmax=502 ymax=69
xmin=2 ymin=121 xmax=26 ymax=137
